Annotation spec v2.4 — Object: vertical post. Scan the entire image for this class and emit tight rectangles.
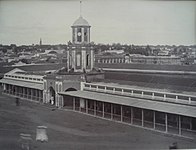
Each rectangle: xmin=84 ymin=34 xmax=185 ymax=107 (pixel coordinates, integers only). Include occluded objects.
xmin=165 ymin=113 xmax=168 ymax=133
xmin=103 ymin=102 xmax=105 ymax=117
xmin=94 ymin=101 xmax=96 ymax=116
xmin=121 ymin=89 xmax=124 ymax=95
xmin=31 ymin=89 xmax=33 ymax=100
xmin=111 ymin=104 xmax=113 ymax=120
xmin=79 ymin=98 xmax=81 ymax=112
xmin=23 ymin=87 xmax=25 ymax=98
xmin=190 ymin=118 xmax=192 ymax=130
xmin=188 ymin=97 xmax=191 ymax=104
xmin=39 ymin=90 xmax=42 ymax=102
xmin=15 ymin=86 xmax=17 ymax=96
xmin=96 ymin=85 xmax=98 ymax=91
xmin=120 ymin=105 xmax=123 ymax=122
xmin=176 ymin=95 xmax=178 ymax=101
xmin=153 ymin=111 xmax=156 ymax=129
xmin=164 ymin=94 xmax=166 ymax=100
xmin=152 ymin=92 xmax=154 ymax=99
xmin=131 ymin=90 xmax=133 ymax=95
xmin=85 ymin=99 xmax=88 ymax=113
xmin=141 ymin=91 xmax=144 ymax=97
xmin=179 ymin=116 xmax=181 ymax=135
xmin=131 ymin=107 xmax=133 ymax=124
xmin=73 ymin=97 xmax=75 ymax=110
xmin=142 ymin=109 xmax=144 ymax=127
xmin=104 ymin=86 xmax=106 ymax=92
xmin=36 ymin=89 xmax=38 ymax=101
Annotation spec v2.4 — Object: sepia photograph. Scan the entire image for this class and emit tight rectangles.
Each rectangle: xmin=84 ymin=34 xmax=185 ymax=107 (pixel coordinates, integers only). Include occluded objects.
xmin=0 ymin=0 xmax=196 ymax=149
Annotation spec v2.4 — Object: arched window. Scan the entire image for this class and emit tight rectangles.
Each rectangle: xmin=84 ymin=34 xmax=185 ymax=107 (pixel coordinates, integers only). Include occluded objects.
xmin=59 ymin=84 xmax=62 ymax=92
xmin=86 ymin=54 xmax=89 ymax=67
xmin=76 ymin=54 xmax=81 ymax=67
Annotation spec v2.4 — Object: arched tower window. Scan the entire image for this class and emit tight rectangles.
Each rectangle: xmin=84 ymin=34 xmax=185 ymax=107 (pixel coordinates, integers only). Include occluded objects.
xmin=84 ymin=28 xmax=88 ymax=42
xmin=86 ymin=54 xmax=89 ymax=67
xmin=77 ymin=28 xmax=82 ymax=42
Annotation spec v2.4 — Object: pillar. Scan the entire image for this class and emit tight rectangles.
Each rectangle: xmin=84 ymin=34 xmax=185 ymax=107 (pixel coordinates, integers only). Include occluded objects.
xmin=103 ymin=102 xmax=105 ymax=117
xmin=15 ymin=86 xmax=17 ymax=95
xmin=176 ymin=96 xmax=178 ymax=102
xmin=164 ymin=94 xmax=166 ymax=100
xmin=31 ymin=89 xmax=33 ymax=100
xmin=189 ymin=97 xmax=191 ymax=104
xmin=120 ymin=105 xmax=123 ymax=122
xmin=94 ymin=101 xmax=96 ymax=115
xmin=39 ymin=90 xmax=42 ymax=102
xmin=165 ymin=113 xmax=168 ymax=133
xmin=142 ymin=109 xmax=144 ymax=127
xmin=85 ymin=99 xmax=88 ymax=113
xmin=190 ymin=118 xmax=192 ymax=130
xmin=121 ymin=89 xmax=124 ymax=95
xmin=131 ymin=107 xmax=133 ymax=124
xmin=36 ymin=89 xmax=38 ymax=101
xmin=73 ymin=97 xmax=75 ymax=110
xmin=111 ymin=104 xmax=113 ymax=120
xmin=131 ymin=90 xmax=133 ymax=95
xmin=179 ymin=116 xmax=181 ymax=135
xmin=152 ymin=92 xmax=154 ymax=99
xmin=23 ymin=88 xmax=25 ymax=97
xmin=153 ymin=111 xmax=156 ymax=129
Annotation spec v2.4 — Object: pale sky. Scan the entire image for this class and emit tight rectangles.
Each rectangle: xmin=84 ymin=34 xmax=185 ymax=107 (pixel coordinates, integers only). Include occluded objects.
xmin=0 ymin=0 xmax=195 ymax=46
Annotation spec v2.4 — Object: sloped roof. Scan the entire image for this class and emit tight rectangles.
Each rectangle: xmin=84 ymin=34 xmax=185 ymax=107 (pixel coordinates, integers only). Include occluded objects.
xmin=59 ymin=90 xmax=196 ymax=118
xmin=72 ymin=16 xmax=90 ymax=27
xmin=5 ymin=68 xmax=25 ymax=75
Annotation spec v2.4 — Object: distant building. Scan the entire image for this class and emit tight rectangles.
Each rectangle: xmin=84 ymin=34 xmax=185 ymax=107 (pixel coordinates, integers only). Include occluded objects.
xmin=95 ymin=54 xmax=182 ymax=65
xmin=40 ymin=38 xmax=42 ymax=46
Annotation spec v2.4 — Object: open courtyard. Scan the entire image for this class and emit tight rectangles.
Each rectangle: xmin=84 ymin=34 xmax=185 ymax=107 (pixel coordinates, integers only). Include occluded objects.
xmin=0 ymin=91 xmax=196 ymax=150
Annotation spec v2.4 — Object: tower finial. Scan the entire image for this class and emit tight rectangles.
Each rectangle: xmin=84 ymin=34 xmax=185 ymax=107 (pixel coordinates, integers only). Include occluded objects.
xmin=80 ymin=1 xmax=82 ymax=17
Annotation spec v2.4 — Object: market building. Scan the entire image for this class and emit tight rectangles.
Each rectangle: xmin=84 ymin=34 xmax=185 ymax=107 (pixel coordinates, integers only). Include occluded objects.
xmin=0 ymin=13 xmax=196 ymax=140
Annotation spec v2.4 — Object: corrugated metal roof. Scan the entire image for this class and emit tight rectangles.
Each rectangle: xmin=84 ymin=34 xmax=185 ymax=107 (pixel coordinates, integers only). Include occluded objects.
xmin=59 ymin=90 xmax=196 ymax=118
xmin=0 ymin=78 xmax=43 ymax=90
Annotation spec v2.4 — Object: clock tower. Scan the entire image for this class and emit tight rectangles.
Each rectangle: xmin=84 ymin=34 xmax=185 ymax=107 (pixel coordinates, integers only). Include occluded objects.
xmin=67 ymin=15 xmax=94 ymax=72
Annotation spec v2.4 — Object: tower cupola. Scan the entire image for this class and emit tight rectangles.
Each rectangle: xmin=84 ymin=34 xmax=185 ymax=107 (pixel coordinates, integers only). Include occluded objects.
xmin=72 ymin=16 xmax=91 ymax=44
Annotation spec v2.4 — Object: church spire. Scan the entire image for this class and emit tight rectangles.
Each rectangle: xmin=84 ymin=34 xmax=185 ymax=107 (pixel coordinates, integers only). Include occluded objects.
xmin=39 ymin=38 xmax=42 ymax=46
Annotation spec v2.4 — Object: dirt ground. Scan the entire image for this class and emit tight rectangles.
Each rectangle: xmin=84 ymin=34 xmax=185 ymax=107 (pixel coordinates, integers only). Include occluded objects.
xmin=0 ymin=93 xmax=196 ymax=150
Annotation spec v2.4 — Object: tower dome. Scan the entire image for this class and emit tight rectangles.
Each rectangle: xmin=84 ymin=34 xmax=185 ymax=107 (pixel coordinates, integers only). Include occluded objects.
xmin=72 ymin=16 xmax=90 ymax=27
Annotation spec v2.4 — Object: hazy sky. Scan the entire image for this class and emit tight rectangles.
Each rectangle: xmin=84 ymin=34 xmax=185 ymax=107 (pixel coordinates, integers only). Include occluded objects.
xmin=0 ymin=0 xmax=195 ymax=45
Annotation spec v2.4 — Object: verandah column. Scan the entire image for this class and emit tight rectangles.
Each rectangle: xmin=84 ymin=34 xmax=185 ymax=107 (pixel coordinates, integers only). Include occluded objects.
xmin=23 ymin=87 xmax=25 ymax=97
xmin=142 ymin=109 xmax=144 ymax=127
xmin=131 ymin=107 xmax=133 ymax=124
xmin=165 ymin=113 xmax=168 ymax=133
xmin=73 ymin=97 xmax=75 ymax=110
xmin=35 ymin=89 xmax=38 ymax=101
xmin=153 ymin=111 xmax=156 ymax=129
xmin=94 ymin=101 xmax=96 ymax=115
xmin=120 ymin=105 xmax=123 ymax=122
xmin=85 ymin=99 xmax=88 ymax=113
xmin=31 ymin=89 xmax=33 ymax=100
xmin=111 ymin=104 xmax=113 ymax=120
xmin=102 ymin=102 xmax=105 ymax=117
xmin=179 ymin=116 xmax=181 ymax=135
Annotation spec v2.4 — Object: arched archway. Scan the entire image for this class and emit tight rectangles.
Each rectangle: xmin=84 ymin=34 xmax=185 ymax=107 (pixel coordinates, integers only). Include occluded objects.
xmin=65 ymin=88 xmax=77 ymax=92
xmin=49 ymin=86 xmax=56 ymax=105
xmin=63 ymin=88 xmax=77 ymax=109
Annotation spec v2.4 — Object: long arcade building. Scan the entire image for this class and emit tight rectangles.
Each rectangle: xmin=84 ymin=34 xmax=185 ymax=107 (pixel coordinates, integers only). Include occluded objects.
xmin=1 ymin=13 xmax=196 ymax=140
xmin=1 ymin=68 xmax=196 ymax=139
